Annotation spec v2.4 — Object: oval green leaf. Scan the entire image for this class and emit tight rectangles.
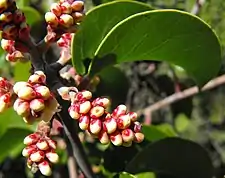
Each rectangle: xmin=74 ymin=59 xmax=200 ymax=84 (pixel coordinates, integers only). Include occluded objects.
xmin=91 ymin=10 xmax=221 ymax=86
xmin=125 ymin=137 xmax=214 ymax=178
xmin=72 ymin=0 xmax=153 ymax=75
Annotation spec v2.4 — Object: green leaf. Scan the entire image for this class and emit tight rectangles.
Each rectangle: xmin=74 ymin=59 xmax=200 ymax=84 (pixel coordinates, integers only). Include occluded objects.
xmin=142 ymin=124 xmax=177 ymax=142
xmin=91 ymin=9 xmax=221 ymax=86
xmin=17 ymin=0 xmax=30 ymax=7
xmin=72 ymin=0 xmax=153 ymax=75
xmin=14 ymin=61 xmax=31 ymax=81
xmin=119 ymin=172 xmax=135 ymax=178
xmin=125 ymin=138 xmax=214 ymax=178
xmin=21 ymin=6 xmax=41 ymax=26
xmin=0 ymin=128 xmax=32 ymax=162
xmin=136 ymin=172 xmax=155 ymax=178
xmin=175 ymin=114 xmax=190 ymax=132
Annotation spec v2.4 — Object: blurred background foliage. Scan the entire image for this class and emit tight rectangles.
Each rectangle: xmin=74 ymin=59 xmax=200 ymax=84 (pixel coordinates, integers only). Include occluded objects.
xmin=1 ymin=0 xmax=225 ymax=178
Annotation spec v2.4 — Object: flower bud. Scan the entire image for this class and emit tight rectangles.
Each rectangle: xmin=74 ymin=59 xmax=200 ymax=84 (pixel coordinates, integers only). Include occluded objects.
xmin=13 ymin=9 xmax=25 ymax=24
xmin=71 ymin=1 xmax=84 ymax=11
xmin=30 ymin=99 xmax=45 ymax=112
xmin=103 ymin=117 xmax=117 ymax=134
xmin=121 ymin=129 xmax=134 ymax=143
xmin=89 ymin=118 xmax=102 ymax=135
xmin=46 ymin=151 xmax=59 ymax=163
xmin=72 ymin=12 xmax=83 ymax=23
xmin=110 ymin=131 xmax=123 ymax=146
xmin=30 ymin=150 xmax=45 ymax=162
xmin=59 ymin=14 xmax=74 ymax=28
xmin=36 ymin=140 xmax=49 ymax=150
xmin=79 ymin=115 xmax=90 ymax=130
xmin=0 ymin=0 xmax=8 ymax=12
xmin=23 ymin=116 xmax=37 ymax=125
xmin=1 ymin=39 xmax=14 ymax=53
xmin=79 ymin=101 xmax=91 ymax=114
xmin=19 ymin=22 xmax=30 ymax=40
xmin=92 ymin=97 xmax=110 ymax=109
xmin=134 ymin=132 xmax=144 ymax=143
xmin=128 ymin=112 xmax=138 ymax=122
xmin=47 ymin=139 xmax=57 ymax=149
xmin=117 ymin=114 xmax=131 ymax=129
xmin=90 ymin=106 xmax=104 ymax=119
xmin=50 ymin=3 xmax=61 ymax=16
xmin=75 ymin=90 xmax=92 ymax=101
xmin=34 ymin=85 xmax=51 ymax=100
xmin=98 ymin=131 xmax=109 ymax=145
xmin=28 ymin=72 xmax=46 ymax=84
xmin=18 ymin=86 xmax=36 ymax=100
xmin=133 ymin=121 xmax=142 ymax=133
xmin=22 ymin=145 xmax=36 ymax=157
xmin=16 ymin=101 xmax=30 ymax=117
xmin=45 ymin=12 xmax=58 ymax=28
xmin=69 ymin=105 xmax=80 ymax=119
xmin=122 ymin=141 xmax=132 ymax=147
xmin=0 ymin=12 xmax=12 ymax=22
xmin=24 ymin=133 xmax=40 ymax=145
xmin=0 ymin=98 xmax=8 ymax=112
xmin=112 ymin=105 xmax=127 ymax=117
xmin=13 ymin=82 xmax=30 ymax=94
xmin=60 ymin=2 xmax=72 ymax=14
xmin=2 ymin=24 xmax=17 ymax=38
xmin=26 ymin=157 xmax=33 ymax=169
xmin=38 ymin=161 xmax=52 ymax=176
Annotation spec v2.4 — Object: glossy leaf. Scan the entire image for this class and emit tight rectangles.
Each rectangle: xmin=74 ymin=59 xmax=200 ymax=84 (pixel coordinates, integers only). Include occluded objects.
xmin=119 ymin=172 xmax=135 ymax=178
xmin=72 ymin=0 xmax=153 ymax=74
xmin=21 ymin=6 xmax=41 ymax=26
xmin=91 ymin=9 xmax=221 ymax=86
xmin=125 ymin=138 xmax=214 ymax=178
xmin=119 ymin=172 xmax=156 ymax=178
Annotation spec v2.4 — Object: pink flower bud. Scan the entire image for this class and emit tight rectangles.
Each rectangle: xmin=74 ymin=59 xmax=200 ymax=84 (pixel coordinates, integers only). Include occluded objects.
xmin=71 ymin=1 xmax=84 ymax=11
xmin=89 ymin=118 xmax=102 ymax=135
xmin=1 ymin=39 xmax=14 ymax=53
xmin=0 ymin=98 xmax=8 ymax=112
xmin=30 ymin=150 xmax=45 ymax=162
xmin=122 ymin=141 xmax=132 ymax=147
xmin=133 ymin=121 xmax=142 ymax=133
xmin=117 ymin=114 xmax=131 ymax=129
xmin=19 ymin=22 xmax=30 ymax=40
xmin=134 ymin=132 xmax=144 ymax=143
xmin=13 ymin=82 xmax=30 ymax=94
xmin=98 ymin=131 xmax=109 ymax=145
xmin=26 ymin=157 xmax=33 ymax=169
xmin=92 ymin=97 xmax=110 ymax=109
xmin=18 ymin=86 xmax=36 ymax=100
xmin=34 ymin=85 xmax=51 ymax=100
xmin=24 ymin=133 xmax=40 ymax=145
xmin=0 ymin=12 xmax=12 ymax=22
xmin=79 ymin=101 xmax=91 ymax=114
xmin=30 ymin=99 xmax=45 ymax=112
xmin=128 ymin=112 xmax=138 ymax=122
xmin=13 ymin=9 xmax=25 ymax=24
xmin=36 ymin=140 xmax=49 ymax=150
xmin=121 ymin=129 xmax=134 ymax=143
xmin=110 ymin=131 xmax=123 ymax=146
xmin=22 ymin=145 xmax=36 ymax=157
xmin=72 ymin=12 xmax=83 ymax=23
xmin=79 ymin=115 xmax=90 ymax=130
xmin=50 ymin=3 xmax=61 ymax=16
xmin=16 ymin=100 xmax=30 ymax=117
xmin=45 ymin=12 xmax=58 ymax=28
xmin=69 ymin=105 xmax=80 ymax=119
xmin=60 ymin=2 xmax=72 ymax=14
xmin=38 ymin=161 xmax=52 ymax=176
xmin=46 ymin=151 xmax=59 ymax=163
xmin=112 ymin=104 xmax=127 ymax=117
xmin=28 ymin=72 xmax=46 ymax=84
xmin=59 ymin=14 xmax=74 ymax=28
xmin=0 ymin=0 xmax=8 ymax=12
xmin=75 ymin=90 xmax=92 ymax=101
xmin=90 ymin=106 xmax=105 ymax=118
xmin=2 ymin=24 xmax=18 ymax=40
xmin=47 ymin=139 xmax=57 ymax=149
xmin=103 ymin=117 xmax=117 ymax=134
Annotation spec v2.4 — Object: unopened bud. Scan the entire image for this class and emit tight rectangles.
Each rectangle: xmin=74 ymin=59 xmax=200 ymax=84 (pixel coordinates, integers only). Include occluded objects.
xmin=28 ymin=72 xmax=46 ymax=84
xmin=16 ymin=101 xmax=30 ymax=117
xmin=38 ymin=161 xmax=52 ymax=176
xmin=2 ymin=24 xmax=17 ymax=39
xmin=92 ymin=97 xmax=110 ymax=108
xmin=0 ymin=0 xmax=8 ymax=12
xmin=13 ymin=82 xmax=30 ymax=94
xmin=50 ymin=3 xmax=61 ymax=16
xmin=30 ymin=99 xmax=45 ymax=112
xmin=121 ymin=129 xmax=134 ymax=143
xmin=69 ymin=105 xmax=80 ymax=119
xmin=22 ymin=145 xmax=36 ymax=157
xmin=45 ymin=12 xmax=58 ymax=28
xmin=1 ymin=39 xmax=14 ymax=53
xmin=59 ymin=14 xmax=74 ymax=28
xmin=60 ymin=2 xmax=72 ymax=14
xmin=13 ymin=9 xmax=25 ymax=24
xmin=79 ymin=101 xmax=91 ymax=114
xmin=133 ymin=121 xmax=142 ymax=133
xmin=117 ymin=114 xmax=131 ymax=129
xmin=103 ymin=117 xmax=117 ymax=134
xmin=34 ymin=85 xmax=51 ymax=100
xmin=98 ymin=131 xmax=109 ymax=145
xmin=0 ymin=12 xmax=12 ymax=22
xmin=134 ymin=132 xmax=144 ymax=143
xmin=71 ymin=1 xmax=84 ymax=11
xmin=46 ymin=151 xmax=59 ymax=163
xmin=79 ymin=115 xmax=90 ymax=130
xmin=0 ymin=99 xmax=8 ymax=112
xmin=18 ymin=86 xmax=36 ymax=100
xmin=26 ymin=157 xmax=33 ymax=169
xmin=30 ymin=150 xmax=45 ymax=162
xmin=90 ymin=106 xmax=104 ymax=118
xmin=110 ymin=131 xmax=123 ymax=146
xmin=112 ymin=105 xmax=127 ymax=117
xmin=75 ymin=90 xmax=92 ymax=101
xmin=89 ymin=118 xmax=102 ymax=135
xmin=24 ymin=133 xmax=40 ymax=145
xmin=72 ymin=12 xmax=83 ymax=23
xmin=47 ymin=139 xmax=57 ymax=149
xmin=36 ymin=140 xmax=49 ymax=150
xmin=128 ymin=112 xmax=138 ymax=122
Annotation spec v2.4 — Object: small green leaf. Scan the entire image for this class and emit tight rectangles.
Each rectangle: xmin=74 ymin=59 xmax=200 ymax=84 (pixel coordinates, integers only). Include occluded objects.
xmin=72 ymin=0 xmax=153 ymax=74
xmin=0 ymin=128 xmax=32 ymax=162
xmin=21 ymin=6 xmax=41 ymax=26
xmin=175 ymin=114 xmax=190 ymax=132
xmin=91 ymin=9 xmax=221 ymax=86
xmin=14 ymin=61 xmax=31 ymax=81
xmin=136 ymin=172 xmax=155 ymax=178
xmin=119 ymin=172 xmax=135 ymax=178
xmin=125 ymin=138 xmax=214 ymax=178
xmin=17 ymin=0 xmax=30 ymax=7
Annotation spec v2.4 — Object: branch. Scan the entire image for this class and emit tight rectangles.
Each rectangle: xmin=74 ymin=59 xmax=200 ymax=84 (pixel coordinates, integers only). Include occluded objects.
xmin=191 ymin=0 xmax=206 ymax=15
xmin=138 ymin=74 xmax=225 ymax=122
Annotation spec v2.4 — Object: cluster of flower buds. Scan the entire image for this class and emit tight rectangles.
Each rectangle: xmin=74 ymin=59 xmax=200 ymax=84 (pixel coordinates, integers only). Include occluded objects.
xmin=13 ymin=71 xmax=59 ymax=124
xmin=0 ymin=77 xmax=14 ymax=112
xmin=68 ymin=90 xmax=144 ymax=147
xmin=0 ymin=0 xmax=30 ymax=62
xmin=45 ymin=0 xmax=84 ymax=42
xmin=22 ymin=131 xmax=59 ymax=176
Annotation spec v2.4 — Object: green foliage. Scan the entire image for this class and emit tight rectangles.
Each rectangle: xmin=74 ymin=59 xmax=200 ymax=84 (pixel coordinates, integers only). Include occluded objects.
xmin=21 ymin=6 xmax=41 ymax=26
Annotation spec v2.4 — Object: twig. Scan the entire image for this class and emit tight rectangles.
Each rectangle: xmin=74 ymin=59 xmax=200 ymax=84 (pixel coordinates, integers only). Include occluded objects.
xmin=191 ymin=0 xmax=206 ymax=15
xmin=138 ymin=74 xmax=225 ymax=122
